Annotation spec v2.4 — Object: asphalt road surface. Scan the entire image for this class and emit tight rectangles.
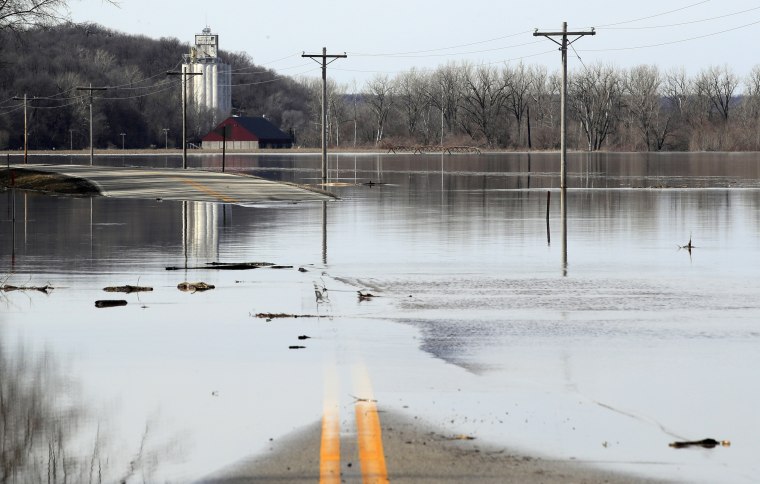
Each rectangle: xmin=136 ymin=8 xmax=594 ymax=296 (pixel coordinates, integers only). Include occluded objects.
xmin=5 ymin=164 xmax=334 ymax=204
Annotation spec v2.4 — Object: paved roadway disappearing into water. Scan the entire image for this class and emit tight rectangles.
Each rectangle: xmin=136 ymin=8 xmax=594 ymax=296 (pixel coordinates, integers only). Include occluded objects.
xmin=9 ymin=164 xmax=334 ymax=204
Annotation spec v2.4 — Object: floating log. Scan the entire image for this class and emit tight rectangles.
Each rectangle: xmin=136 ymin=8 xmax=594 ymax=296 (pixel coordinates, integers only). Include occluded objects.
xmin=95 ymin=300 xmax=127 ymax=308
xmin=1 ymin=284 xmax=53 ymax=294
xmin=166 ymin=261 xmax=275 ymax=271
xmin=103 ymin=285 xmax=153 ymax=293
xmin=669 ymin=438 xmax=730 ymax=449
xmin=255 ymin=313 xmax=318 ymax=319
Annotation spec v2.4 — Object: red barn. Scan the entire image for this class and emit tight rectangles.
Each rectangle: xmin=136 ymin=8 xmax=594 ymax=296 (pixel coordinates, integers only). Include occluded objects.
xmin=202 ymin=116 xmax=293 ymax=150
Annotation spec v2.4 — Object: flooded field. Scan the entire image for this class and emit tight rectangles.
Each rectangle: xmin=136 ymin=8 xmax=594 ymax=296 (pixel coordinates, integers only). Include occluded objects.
xmin=1 ymin=152 xmax=759 ymax=483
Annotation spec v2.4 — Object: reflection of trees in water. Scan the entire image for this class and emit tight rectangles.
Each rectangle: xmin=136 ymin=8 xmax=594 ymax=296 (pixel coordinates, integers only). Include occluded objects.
xmin=0 ymin=344 xmax=81 ymax=483
xmin=0 ymin=345 xmax=178 ymax=484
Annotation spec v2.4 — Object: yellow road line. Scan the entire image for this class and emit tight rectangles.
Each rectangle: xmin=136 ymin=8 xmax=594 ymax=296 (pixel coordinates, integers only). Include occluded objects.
xmin=171 ymin=177 xmax=239 ymax=203
xmin=355 ymin=400 xmax=388 ymax=484
xmin=320 ymin=406 xmax=341 ymax=484
xmin=320 ymin=364 xmax=341 ymax=484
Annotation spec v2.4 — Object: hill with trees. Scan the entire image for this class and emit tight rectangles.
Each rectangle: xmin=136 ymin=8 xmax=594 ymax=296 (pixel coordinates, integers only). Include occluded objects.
xmin=0 ymin=23 xmax=311 ymax=150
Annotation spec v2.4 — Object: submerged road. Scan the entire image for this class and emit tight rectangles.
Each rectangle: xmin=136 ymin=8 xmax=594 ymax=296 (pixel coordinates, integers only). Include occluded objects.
xmin=5 ymin=164 xmax=334 ymax=204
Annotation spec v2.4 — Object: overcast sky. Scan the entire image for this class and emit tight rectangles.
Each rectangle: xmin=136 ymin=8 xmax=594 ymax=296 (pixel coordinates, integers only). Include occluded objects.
xmin=67 ymin=0 xmax=760 ymax=88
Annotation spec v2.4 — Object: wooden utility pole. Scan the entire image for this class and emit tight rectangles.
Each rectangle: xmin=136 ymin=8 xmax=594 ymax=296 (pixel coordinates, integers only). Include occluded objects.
xmin=534 ymin=23 xmax=595 ymax=190
xmin=76 ymin=85 xmax=108 ymax=165
xmin=302 ymin=47 xmax=347 ymax=184
xmin=167 ymin=67 xmax=203 ymax=169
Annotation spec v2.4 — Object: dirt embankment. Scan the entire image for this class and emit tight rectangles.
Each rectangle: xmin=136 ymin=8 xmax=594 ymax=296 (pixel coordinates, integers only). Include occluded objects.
xmin=0 ymin=168 xmax=100 ymax=196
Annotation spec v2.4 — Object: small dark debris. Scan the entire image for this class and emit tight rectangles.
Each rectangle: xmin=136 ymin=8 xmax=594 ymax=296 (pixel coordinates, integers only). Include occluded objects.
xmin=297 ymin=335 xmax=311 ymax=340
xmin=269 ymin=265 xmax=294 ymax=269
xmin=95 ymin=300 xmax=127 ymax=308
xmin=298 ymin=267 xmax=308 ymax=273
xmin=669 ymin=438 xmax=730 ymax=449
xmin=288 ymin=345 xmax=306 ymax=350
xmin=358 ymin=291 xmax=376 ymax=301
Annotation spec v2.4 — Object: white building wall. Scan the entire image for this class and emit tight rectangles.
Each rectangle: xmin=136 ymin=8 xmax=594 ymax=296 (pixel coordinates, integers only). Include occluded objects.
xmin=185 ymin=60 xmax=231 ymax=126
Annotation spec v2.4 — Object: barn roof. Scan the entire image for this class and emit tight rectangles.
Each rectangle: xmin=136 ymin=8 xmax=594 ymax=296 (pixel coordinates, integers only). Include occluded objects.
xmin=202 ymin=116 xmax=292 ymax=142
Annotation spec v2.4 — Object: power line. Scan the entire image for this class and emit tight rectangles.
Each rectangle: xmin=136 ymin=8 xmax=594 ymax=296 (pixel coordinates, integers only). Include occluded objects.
xmin=592 ymin=0 xmax=711 ymax=28
xmin=581 ymin=17 xmax=760 ymax=52
xmin=349 ymin=30 xmax=533 ymax=57
xmin=598 ymin=5 xmax=760 ymax=30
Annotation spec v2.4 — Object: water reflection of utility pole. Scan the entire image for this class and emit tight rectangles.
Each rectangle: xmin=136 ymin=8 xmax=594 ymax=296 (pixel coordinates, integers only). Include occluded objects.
xmin=561 ymin=189 xmax=568 ymax=277
xmin=183 ymin=201 xmax=189 ymax=270
xmin=322 ymin=201 xmax=327 ymax=265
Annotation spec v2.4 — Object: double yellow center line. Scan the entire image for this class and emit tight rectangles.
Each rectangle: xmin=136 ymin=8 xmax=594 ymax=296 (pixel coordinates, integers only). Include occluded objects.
xmin=320 ymin=366 xmax=389 ymax=483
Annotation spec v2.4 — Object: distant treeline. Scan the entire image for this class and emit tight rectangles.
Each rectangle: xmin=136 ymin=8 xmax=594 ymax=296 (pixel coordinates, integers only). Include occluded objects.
xmin=2 ymin=24 xmax=759 ymax=152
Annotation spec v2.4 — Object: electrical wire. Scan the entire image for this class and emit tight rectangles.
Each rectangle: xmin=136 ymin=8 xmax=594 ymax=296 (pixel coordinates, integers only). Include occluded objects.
xmin=598 ymin=5 xmax=760 ymax=30
xmin=592 ymin=0 xmax=711 ymax=28
xmin=349 ymin=30 xmax=534 ymax=57
xmin=580 ymin=17 xmax=760 ymax=52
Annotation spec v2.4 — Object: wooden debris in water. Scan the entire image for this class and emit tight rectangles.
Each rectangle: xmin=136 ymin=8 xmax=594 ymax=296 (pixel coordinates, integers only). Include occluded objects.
xmin=1 ymin=284 xmax=53 ymax=294
xmin=95 ymin=300 xmax=127 ymax=308
xmin=103 ymin=285 xmax=153 ymax=293
xmin=288 ymin=345 xmax=306 ymax=350
xmin=177 ymin=282 xmax=215 ymax=292
xmin=669 ymin=438 xmax=730 ymax=449
xmin=358 ymin=290 xmax=376 ymax=301
xmin=254 ymin=313 xmax=318 ymax=319
xmin=166 ymin=261 xmax=275 ymax=271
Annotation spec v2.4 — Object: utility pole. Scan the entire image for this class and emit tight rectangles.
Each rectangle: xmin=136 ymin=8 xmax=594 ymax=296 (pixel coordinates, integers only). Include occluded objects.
xmin=120 ymin=132 xmax=126 ymax=150
xmin=11 ymin=94 xmax=30 ymax=164
xmin=167 ymin=67 xmax=203 ymax=169
xmin=534 ymin=22 xmax=595 ymax=190
xmin=302 ymin=47 xmax=347 ymax=184
xmin=76 ymin=84 xmax=108 ymax=165
xmin=69 ymin=129 xmax=74 ymax=151
xmin=162 ymin=128 xmax=170 ymax=149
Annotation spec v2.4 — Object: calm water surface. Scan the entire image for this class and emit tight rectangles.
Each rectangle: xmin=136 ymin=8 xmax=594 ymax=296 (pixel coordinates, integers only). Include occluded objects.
xmin=1 ymin=152 xmax=759 ymax=483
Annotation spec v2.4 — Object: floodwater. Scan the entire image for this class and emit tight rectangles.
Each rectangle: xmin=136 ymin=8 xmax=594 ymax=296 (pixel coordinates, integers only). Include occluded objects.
xmin=1 ymin=152 xmax=759 ymax=483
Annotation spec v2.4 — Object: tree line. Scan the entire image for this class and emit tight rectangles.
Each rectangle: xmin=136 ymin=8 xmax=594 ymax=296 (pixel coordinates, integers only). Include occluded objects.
xmin=2 ymin=24 xmax=759 ymax=152
xmin=304 ymin=62 xmax=760 ymax=152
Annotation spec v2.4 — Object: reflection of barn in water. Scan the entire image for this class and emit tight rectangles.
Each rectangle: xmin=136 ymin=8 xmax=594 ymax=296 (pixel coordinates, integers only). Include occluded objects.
xmin=182 ymin=202 xmax=222 ymax=260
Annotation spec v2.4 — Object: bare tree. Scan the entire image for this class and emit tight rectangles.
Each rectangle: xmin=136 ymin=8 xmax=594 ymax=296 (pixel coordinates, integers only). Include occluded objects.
xmin=694 ymin=65 xmax=738 ymax=121
xmin=503 ymin=62 xmax=532 ymax=146
xmin=364 ymin=74 xmax=395 ymax=144
xmin=459 ymin=63 xmax=508 ymax=146
xmin=394 ymin=68 xmax=428 ymax=141
xmin=1 ymin=0 xmax=117 ymax=32
xmin=427 ymin=63 xmax=464 ymax=142
xmin=568 ymin=63 xmax=622 ymax=151
xmin=624 ymin=65 xmax=672 ymax=151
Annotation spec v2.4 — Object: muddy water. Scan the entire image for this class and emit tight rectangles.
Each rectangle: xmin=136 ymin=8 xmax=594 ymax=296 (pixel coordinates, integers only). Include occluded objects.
xmin=1 ymin=152 xmax=759 ymax=483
